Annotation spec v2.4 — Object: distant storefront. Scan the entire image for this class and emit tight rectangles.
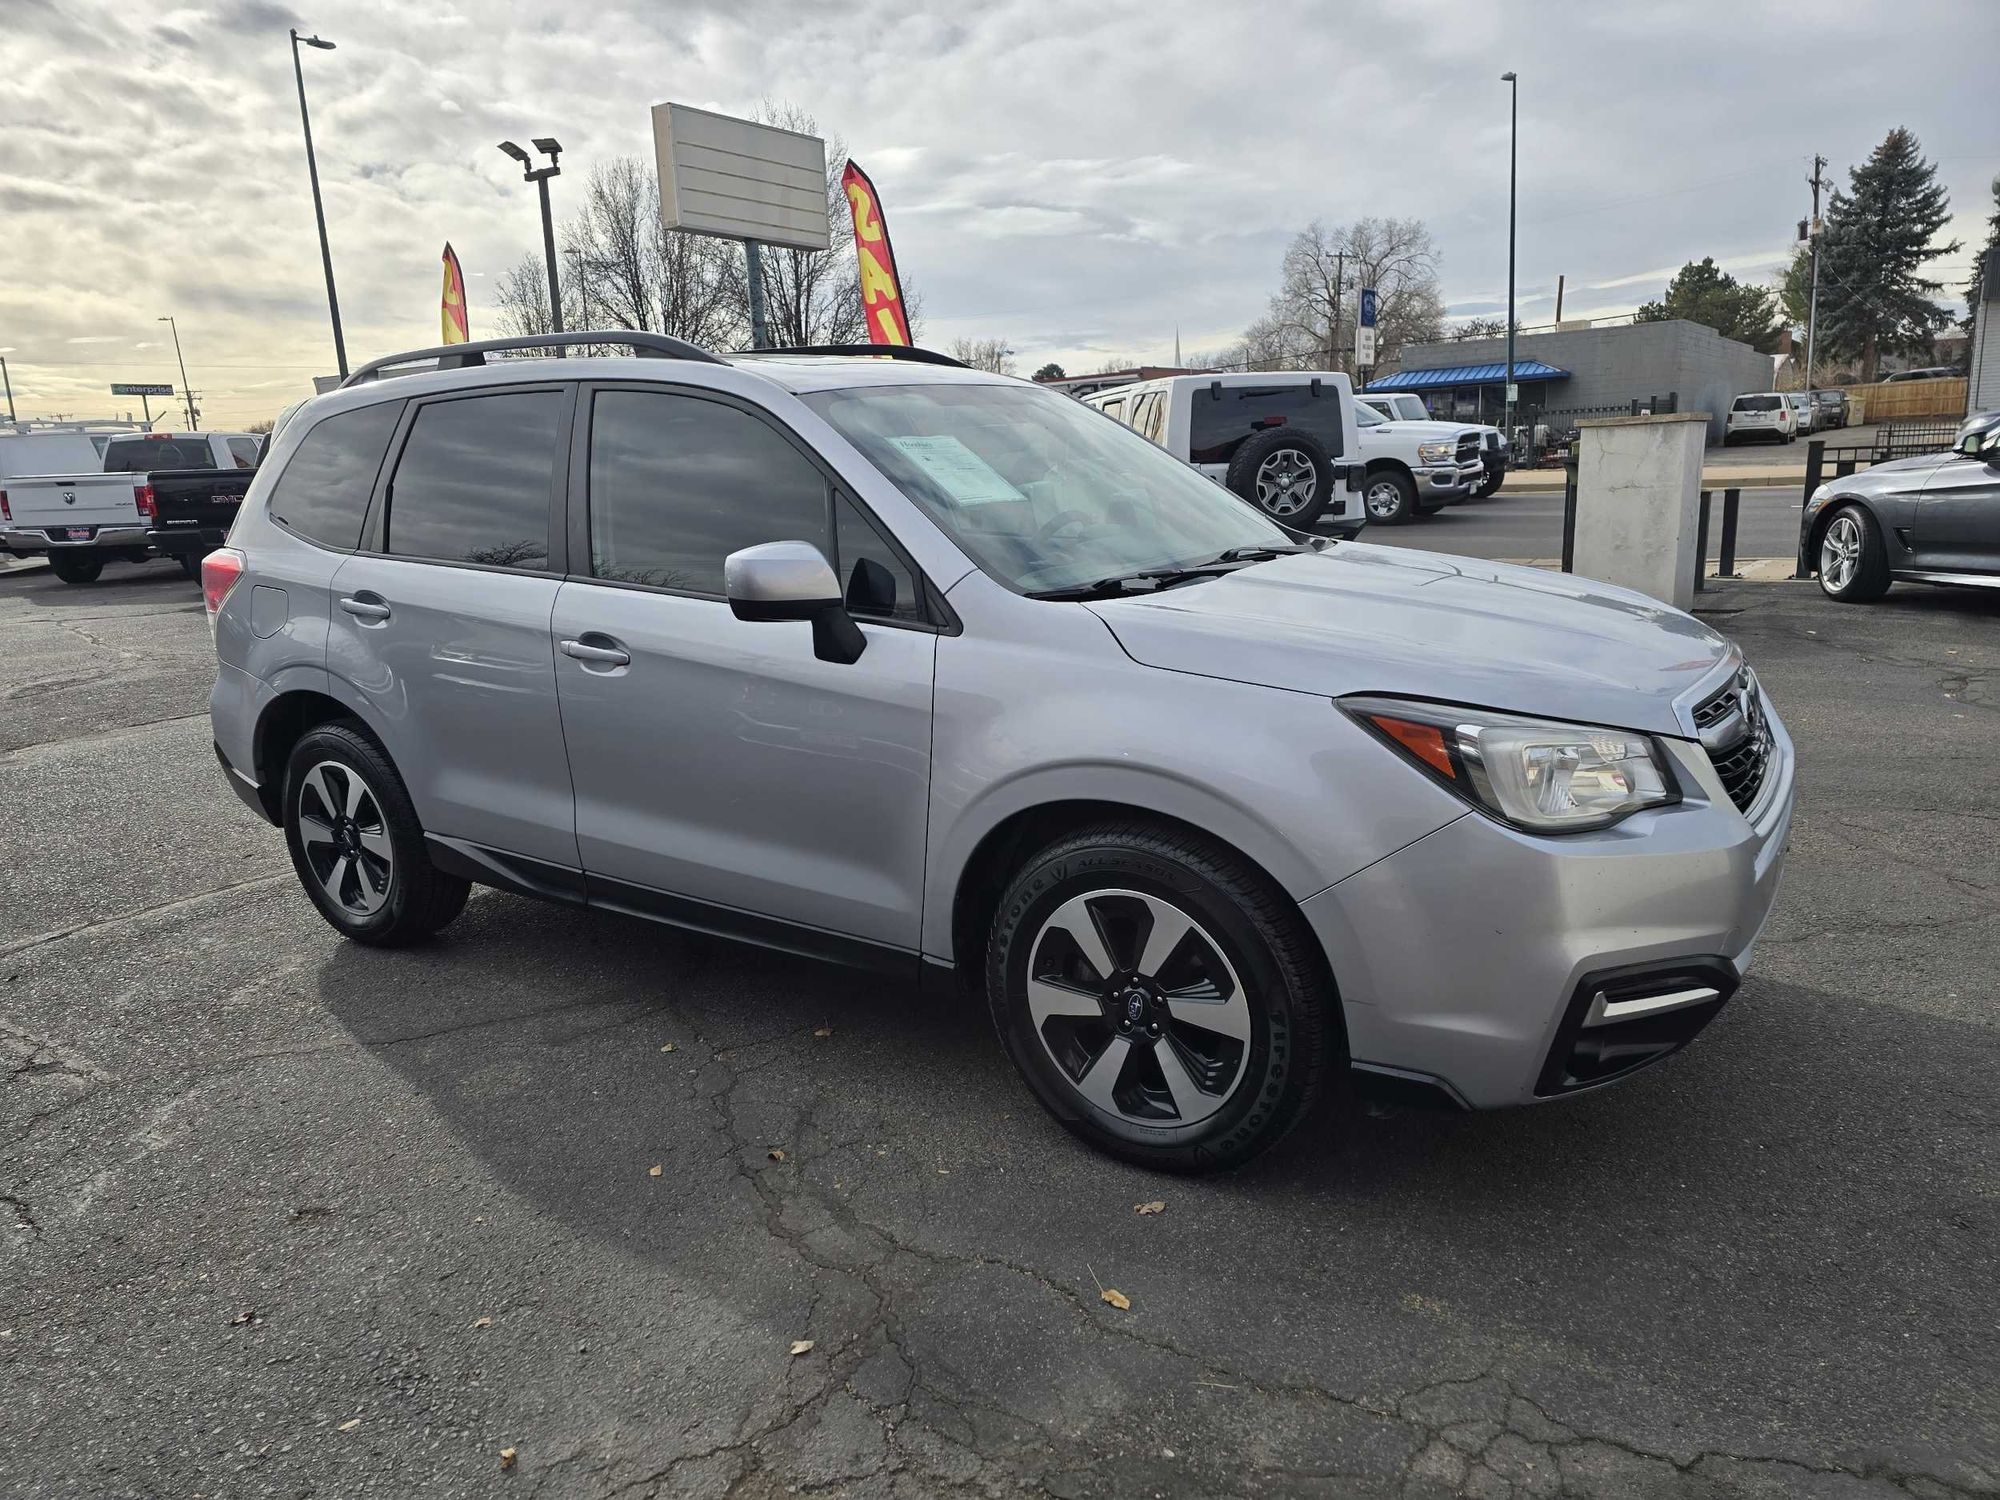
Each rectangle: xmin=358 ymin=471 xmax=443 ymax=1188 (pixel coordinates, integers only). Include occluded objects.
xmin=1375 ymin=319 xmax=1775 ymax=443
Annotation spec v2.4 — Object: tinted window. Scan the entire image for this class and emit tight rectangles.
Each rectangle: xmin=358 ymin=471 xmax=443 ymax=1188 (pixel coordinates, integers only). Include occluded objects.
xmin=834 ymin=493 xmax=921 ymax=622
xmin=385 ymin=391 xmax=559 ymax=569
xmin=587 ymin=390 xmax=828 ymax=594
xmin=1733 ymin=395 xmax=1781 ymax=412
xmin=227 ymin=437 xmax=262 ymax=469
xmin=102 ymin=438 xmax=215 ymax=472
xmin=1189 ymin=386 xmax=1344 ymax=463
xmin=267 ymin=402 xmax=402 ymax=549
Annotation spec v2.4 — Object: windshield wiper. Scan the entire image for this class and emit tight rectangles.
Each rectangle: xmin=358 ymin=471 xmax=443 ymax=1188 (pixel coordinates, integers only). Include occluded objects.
xmin=1029 ymin=544 xmax=1315 ymax=601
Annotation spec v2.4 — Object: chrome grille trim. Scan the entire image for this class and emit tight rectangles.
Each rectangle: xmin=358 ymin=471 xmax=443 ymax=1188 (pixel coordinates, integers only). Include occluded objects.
xmin=1695 ymin=668 xmax=1773 ymax=814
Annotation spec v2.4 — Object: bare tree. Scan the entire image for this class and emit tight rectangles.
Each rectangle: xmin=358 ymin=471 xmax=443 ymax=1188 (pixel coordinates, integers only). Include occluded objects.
xmin=947 ymin=336 xmax=1015 ymax=374
xmin=1245 ymin=217 xmax=1446 ymax=372
xmin=1449 ymin=316 xmax=1509 ymax=341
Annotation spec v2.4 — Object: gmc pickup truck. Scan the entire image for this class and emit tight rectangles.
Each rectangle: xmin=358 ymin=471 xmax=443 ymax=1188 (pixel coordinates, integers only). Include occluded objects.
xmin=2 ymin=430 xmax=262 ymax=584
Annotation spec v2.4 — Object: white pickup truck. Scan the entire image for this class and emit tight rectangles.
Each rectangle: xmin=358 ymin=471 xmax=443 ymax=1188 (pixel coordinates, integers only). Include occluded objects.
xmin=2 ymin=430 xmax=261 ymax=584
xmin=1357 ymin=390 xmax=1510 ymax=499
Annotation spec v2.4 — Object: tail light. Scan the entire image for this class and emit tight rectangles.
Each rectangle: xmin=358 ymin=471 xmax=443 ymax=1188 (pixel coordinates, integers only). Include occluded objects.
xmin=201 ymin=546 xmax=246 ymax=621
xmin=135 ymin=483 xmax=157 ymax=519
xmin=0 ymin=489 xmax=10 ymax=523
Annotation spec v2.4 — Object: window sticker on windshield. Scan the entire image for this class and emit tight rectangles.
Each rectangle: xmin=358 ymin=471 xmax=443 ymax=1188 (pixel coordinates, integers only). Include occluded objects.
xmin=886 ymin=435 xmax=1024 ymax=505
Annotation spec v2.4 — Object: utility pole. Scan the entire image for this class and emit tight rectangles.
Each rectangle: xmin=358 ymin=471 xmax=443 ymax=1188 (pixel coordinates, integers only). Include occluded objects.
xmin=159 ymin=316 xmax=196 ymax=429
xmin=744 ymin=242 xmax=769 ymax=349
xmin=0 ymin=357 xmax=14 ymax=423
xmin=1804 ymin=154 xmax=1827 ymax=395
xmin=1327 ymin=250 xmax=1346 ymax=371
xmin=1502 ymin=71 xmax=1519 ymax=441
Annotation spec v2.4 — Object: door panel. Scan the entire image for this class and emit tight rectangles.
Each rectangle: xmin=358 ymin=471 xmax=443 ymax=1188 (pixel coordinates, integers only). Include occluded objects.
xmin=551 ymin=581 xmax=935 ymax=948
xmin=1914 ymin=456 xmax=2000 ymax=572
xmin=327 ymin=556 xmax=577 ymax=867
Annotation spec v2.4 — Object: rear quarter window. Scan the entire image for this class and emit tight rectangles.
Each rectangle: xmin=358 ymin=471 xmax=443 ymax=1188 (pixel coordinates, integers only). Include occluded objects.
xmin=266 ymin=402 xmax=402 ymax=550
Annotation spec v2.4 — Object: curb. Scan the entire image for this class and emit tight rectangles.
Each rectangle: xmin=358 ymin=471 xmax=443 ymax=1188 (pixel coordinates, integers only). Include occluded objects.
xmin=1503 ymin=471 xmax=1806 ymax=492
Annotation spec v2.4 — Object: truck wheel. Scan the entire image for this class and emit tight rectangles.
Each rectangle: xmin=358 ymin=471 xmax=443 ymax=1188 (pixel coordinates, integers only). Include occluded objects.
xmin=48 ymin=555 xmax=104 ymax=585
xmin=985 ymin=820 xmax=1339 ymax=1173
xmin=177 ymin=553 xmax=204 ymax=580
xmin=1225 ymin=430 xmax=1332 ymax=529
xmin=283 ymin=722 xmax=471 ymax=946
xmin=1817 ymin=506 xmax=1891 ymax=603
xmin=1474 ymin=470 xmax=1504 ymax=499
xmin=1362 ymin=469 xmax=1416 ymax=525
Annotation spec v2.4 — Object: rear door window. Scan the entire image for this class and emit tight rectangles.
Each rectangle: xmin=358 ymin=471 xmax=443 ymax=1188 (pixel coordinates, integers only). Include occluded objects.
xmin=266 ymin=402 xmax=403 ymax=550
xmin=1132 ymin=391 xmax=1167 ymax=445
xmin=1190 ymin=385 xmax=1344 ymax=463
xmin=383 ymin=390 xmax=561 ymax=570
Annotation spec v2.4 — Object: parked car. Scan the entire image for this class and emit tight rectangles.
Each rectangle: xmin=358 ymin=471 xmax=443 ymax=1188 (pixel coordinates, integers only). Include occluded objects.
xmin=1800 ymin=409 xmax=2000 ymax=602
xmin=1811 ymin=389 xmax=1849 ymax=430
xmin=1357 ymin=392 xmax=1510 ymax=498
xmin=1083 ymin=371 xmax=1364 ymax=533
xmin=1882 ymin=366 xmax=1962 ymax=383
xmin=1723 ymin=393 xmax=1795 ymax=446
xmin=1346 ymin=399 xmax=1487 ymax=520
xmin=103 ymin=430 xmax=264 ymax=577
xmin=2 ymin=429 xmax=264 ymax=583
xmin=207 ymin=332 xmax=1796 ymax=1172
xmin=1786 ymin=392 xmax=1818 ymax=436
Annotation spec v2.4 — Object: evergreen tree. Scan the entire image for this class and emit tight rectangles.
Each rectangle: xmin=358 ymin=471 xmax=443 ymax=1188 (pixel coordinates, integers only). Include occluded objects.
xmin=1635 ymin=257 xmax=1783 ymax=351
xmin=1033 ymin=362 xmax=1067 ymax=381
xmin=1815 ymin=128 xmax=1958 ymax=379
xmin=1965 ymin=174 xmax=2000 ymax=328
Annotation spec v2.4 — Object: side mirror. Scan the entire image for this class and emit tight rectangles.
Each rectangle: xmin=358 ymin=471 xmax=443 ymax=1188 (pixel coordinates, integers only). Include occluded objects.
xmin=724 ymin=540 xmax=866 ymax=664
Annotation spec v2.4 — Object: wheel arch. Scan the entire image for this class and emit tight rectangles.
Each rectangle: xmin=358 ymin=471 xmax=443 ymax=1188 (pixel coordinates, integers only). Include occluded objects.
xmin=251 ymin=682 xmax=379 ymax=821
xmin=1802 ymin=493 xmax=1875 ymax=577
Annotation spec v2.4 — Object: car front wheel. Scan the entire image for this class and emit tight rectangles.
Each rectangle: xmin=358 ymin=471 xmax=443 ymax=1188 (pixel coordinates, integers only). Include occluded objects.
xmin=986 ymin=822 xmax=1338 ymax=1172
xmin=284 ymin=722 xmax=471 ymax=946
xmin=1818 ymin=505 xmax=1891 ymax=602
xmin=1362 ymin=469 xmax=1416 ymax=525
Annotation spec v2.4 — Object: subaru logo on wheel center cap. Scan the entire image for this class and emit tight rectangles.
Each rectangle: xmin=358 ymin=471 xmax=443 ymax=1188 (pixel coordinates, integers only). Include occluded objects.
xmin=1123 ymin=988 xmax=1147 ymax=1023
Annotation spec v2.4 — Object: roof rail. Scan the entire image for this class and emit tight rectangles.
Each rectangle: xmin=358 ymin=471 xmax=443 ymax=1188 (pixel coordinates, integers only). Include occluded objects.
xmin=743 ymin=343 xmax=971 ymax=369
xmin=340 ymin=330 xmax=724 ymax=388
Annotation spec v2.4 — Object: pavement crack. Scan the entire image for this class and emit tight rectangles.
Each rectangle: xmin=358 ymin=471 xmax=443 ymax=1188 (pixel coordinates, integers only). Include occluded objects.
xmin=0 ymin=871 xmax=291 ymax=958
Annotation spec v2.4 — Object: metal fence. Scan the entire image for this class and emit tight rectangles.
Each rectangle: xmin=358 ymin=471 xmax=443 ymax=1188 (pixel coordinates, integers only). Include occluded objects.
xmin=1801 ymin=422 xmax=1960 ymax=504
xmin=1514 ymin=395 xmax=1680 ymax=466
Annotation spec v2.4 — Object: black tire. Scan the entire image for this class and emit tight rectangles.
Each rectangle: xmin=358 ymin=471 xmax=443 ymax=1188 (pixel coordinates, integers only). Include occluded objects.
xmin=1360 ymin=467 xmax=1417 ymax=525
xmin=1815 ymin=504 xmax=1891 ymax=603
xmin=176 ymin=552 xmax=204 ymax=580
xmin=48 ymin=554 xmax=103 ymax=585
xmin=283 ymin=721 xmax=471 ymax=946
xmin=1224 ymin=430 xmax=1332 ymax=529
xmin=985 ymin=820 xmax=1339 ymax=1173
xmin=1473 ymin=470 xmax=1504 ymax=499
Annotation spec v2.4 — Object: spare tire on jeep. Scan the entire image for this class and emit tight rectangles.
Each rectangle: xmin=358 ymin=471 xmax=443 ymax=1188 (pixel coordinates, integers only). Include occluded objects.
xmin=1224 ymin=429 xmax=1333 ymax=530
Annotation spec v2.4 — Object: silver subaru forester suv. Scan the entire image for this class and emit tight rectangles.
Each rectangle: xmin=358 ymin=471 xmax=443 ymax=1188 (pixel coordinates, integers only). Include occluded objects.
xmin=205 ymin=333 xmax=1794 ymax=1172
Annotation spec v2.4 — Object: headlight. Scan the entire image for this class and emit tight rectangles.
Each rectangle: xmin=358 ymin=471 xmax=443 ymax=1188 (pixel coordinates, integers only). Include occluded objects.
xmin=1417 ymin=441 xmax=1457 ymax=464
xmin=1344 ymin=697 xmax=1679 ymax=832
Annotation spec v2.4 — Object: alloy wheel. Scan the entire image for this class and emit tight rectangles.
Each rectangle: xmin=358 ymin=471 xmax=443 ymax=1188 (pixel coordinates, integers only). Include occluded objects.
xmin=297 ymin=761 xmax=394 ymax=916
xmin=1024 ymin=888 xmax=1252 ymax=1128
xmin=1821 ymin=514 xmax=1861 ymax=592
xmin=1253 ymin=448 xmax=1318 ymax=517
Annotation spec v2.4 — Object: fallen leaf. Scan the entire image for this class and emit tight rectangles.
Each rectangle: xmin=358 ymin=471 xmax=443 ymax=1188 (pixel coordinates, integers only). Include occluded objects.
xmin=1100 ymin=1288 xmax=1131 ymax=1311
xmin=789 ymin=1338 xmax=815 ymax=1356
xmin=1134 ymin=1200 xmax=1166 ymax=1216
xmin=768 ymin=1148 xmax=786 ymax=1162
xmin=812 ymin=1026 xmax=832 ymax=1038
xmin=471 ymin=1316 xmax=492 ymax=1329
xmin=499 ymin=1446 xmax=517 ymax=1470
xmin=647 ymin=1165 xmax=663 ymax=1178
xmin=230 ymin=1308 xmax=255 ymax=1326
xmin=659 ymin=1042 xmax=678 ymax=1053
xmin=338 ymin=1418 xmax=362 ymax=1432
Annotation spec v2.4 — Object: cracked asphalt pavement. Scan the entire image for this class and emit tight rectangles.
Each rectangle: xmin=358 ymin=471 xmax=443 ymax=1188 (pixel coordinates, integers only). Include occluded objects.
xmin=3 ymin=557 xmax=1996 ymax=1498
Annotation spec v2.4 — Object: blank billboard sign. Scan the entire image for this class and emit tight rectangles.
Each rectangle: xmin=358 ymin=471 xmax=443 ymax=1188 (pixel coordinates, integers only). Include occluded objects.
xmin=652 ymin=103 xmax=830 ymax=252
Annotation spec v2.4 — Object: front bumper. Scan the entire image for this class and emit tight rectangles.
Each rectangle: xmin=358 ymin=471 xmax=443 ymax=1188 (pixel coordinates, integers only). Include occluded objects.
xmin=2 ymin=524 xmax=151 ymax=553
xmin=1415 ymin=462 xmax=1483 ymax=499
xmin=1302 ymin=694 xmax=1796 ymax=1108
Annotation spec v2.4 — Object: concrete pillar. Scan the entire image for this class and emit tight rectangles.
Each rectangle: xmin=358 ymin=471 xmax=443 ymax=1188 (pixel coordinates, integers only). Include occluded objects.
xmin=1569 ymin=412 xmax=1711 ymax=611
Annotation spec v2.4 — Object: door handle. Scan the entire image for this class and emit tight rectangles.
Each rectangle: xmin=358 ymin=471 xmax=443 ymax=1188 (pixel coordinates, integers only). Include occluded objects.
xmin=338 ymin=595 xmax=391 ymax=622
xmin=560 ymin=637 xmax=631 ymax=667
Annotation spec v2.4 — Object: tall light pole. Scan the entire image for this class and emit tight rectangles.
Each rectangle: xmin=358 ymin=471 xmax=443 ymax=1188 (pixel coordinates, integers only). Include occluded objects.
xmin=1501 ymin=70 xmax=1518 ymax=439
xmin=158 ymin=316 xmax=196 ymax=429
xmin=1803 ymin=154 xmax=1827 ymax=394
xmin=500 ymin=139 xmax=564 ymax=352
xmin=290 ymin=28 xmax=346 ymax=378
xmin=0 ymin=355 xmax=15 ymax=424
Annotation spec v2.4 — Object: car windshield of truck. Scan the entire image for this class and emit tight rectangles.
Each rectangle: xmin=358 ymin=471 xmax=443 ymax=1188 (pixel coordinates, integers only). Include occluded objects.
xmin=1733 ymin=395 xmax=1781 ymax=412
xmin=102 ymin=438 xmax=214 ymax=472
xmin=804 ymin=382 xmax=1296 ymax=596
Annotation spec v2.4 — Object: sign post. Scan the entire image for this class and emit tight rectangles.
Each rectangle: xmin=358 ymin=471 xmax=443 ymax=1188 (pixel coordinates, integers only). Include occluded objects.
xmin=1354 ymin=287 xmax=1379 ymax=388
xmin=111 ymin=382 xmax=174 ymax=428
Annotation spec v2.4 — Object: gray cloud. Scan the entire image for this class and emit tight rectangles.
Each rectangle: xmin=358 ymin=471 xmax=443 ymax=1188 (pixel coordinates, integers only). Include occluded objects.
xmin=0 ymin=0 xmax=1991 ymax=425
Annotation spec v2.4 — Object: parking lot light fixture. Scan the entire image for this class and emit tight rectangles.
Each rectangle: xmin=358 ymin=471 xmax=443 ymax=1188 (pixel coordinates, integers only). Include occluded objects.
xmin=290 ymin=28 xmax=347 ymax=377
xmin=499 ymin=139 xmax=565 ymax=347
xmin=1501 ymin=70 xmax=1518 ymax=441
xmin=157 ymin=316 xmax=196 ymax=429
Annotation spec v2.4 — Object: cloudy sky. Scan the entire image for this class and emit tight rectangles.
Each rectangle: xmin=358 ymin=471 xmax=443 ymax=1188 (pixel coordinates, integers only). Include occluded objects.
xmin=2 ymin=0 xmax=1993 ymax=428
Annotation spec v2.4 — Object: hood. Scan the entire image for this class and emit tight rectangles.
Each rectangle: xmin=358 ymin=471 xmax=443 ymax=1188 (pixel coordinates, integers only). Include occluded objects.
xmin=1371 ymin=419 xmax=1477 ymax=442
xmin=1824 ymin=450 xmax=1956 ymax=493
xmin=1086 ymin=544 xmax=1735 ymax=737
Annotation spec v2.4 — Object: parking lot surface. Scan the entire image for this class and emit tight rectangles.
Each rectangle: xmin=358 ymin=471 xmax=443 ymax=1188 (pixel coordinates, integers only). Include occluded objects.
xmin=4 ymin=557 xmax=1996 ymax=1498
xmin=1359 ymin=484 xmax=1803 ymax=565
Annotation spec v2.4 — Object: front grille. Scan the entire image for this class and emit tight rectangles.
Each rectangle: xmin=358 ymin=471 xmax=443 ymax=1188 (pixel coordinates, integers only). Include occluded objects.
xmin=1455 ymin=436 xmax=1481 ymax=464
xmin=1695 ymin=668 xmax=1773 ymax=813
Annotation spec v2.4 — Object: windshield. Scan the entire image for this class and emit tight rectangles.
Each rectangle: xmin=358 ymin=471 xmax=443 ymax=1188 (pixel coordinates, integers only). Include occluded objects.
xmin=803 ymin=382 xmax=1294 ymax=594
xmin=1733 ymin=395 xmax=1781 ymax=412
xmin=102 ymin=437 xmax=214 ymax=472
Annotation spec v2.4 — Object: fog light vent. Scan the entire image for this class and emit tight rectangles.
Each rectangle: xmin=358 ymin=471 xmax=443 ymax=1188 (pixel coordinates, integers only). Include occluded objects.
xmin=1536 ymin=959 xmax=1738 ymax=1097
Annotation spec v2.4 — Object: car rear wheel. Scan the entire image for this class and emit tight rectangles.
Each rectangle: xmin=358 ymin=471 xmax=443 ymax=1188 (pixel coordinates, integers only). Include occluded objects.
xmin=48 ymin=554 xmax=103 ymax=585
xmin=283 ymin=722 xmax=471 ymax=946
xmin=1362 ymin=469 xmax=1416 ymax=525
xmin=1225 ymin=430 xmax=1332 ymax=529
xmin=986 ymin=821 xmax=1338 ymax=1172
xmin=1818 ymin=505 xmax=1891 ymax=603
